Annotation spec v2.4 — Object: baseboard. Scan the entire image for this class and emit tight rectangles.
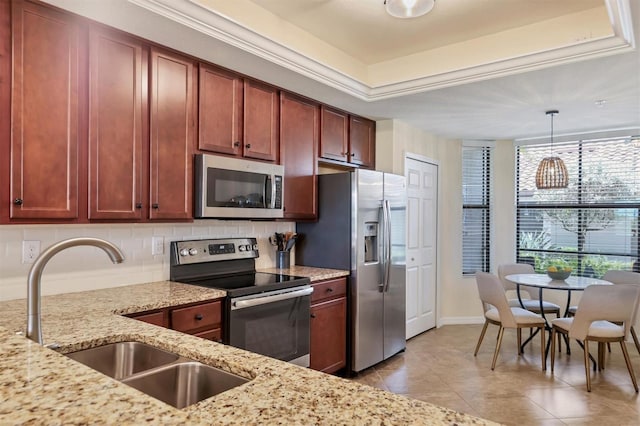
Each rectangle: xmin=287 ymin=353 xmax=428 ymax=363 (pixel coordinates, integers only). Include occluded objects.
xmin=438 ymin=316 xmax=485 ymax=326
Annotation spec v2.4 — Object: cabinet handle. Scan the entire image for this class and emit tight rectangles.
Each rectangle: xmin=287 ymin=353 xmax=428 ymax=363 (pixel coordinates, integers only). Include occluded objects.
xmin=351 ymin=153 xmax=355 ymax=157
xmin=233 ymin=141 xmax=240 ymax=148
xmin=135 ymin=203 xmax=142 ymax=209
xmin=152 ymin=203 xmax=159 ymax=209
xmin=13 ymin=198 xmax=23 ymax=205
xmin=326 ymin=288 xmax=334 ymax=293
xmin=310 ymin=313 xmax=316 ymax=319
xmin=195 ymin=314 xmax=203 ymax=321
xmin=245 ymin=144 xmax=251 ymax=149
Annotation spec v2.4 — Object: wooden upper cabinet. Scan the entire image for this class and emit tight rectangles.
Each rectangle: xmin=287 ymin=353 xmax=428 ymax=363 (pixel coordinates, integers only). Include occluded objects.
xmin=149 ymin=47 xmax=195 ymax=220
xmin=198 ymin=63 xmax=243 ymax=155
xmin=319 ymin=106 xmax=349 ymax=163
xmin=243 ymin=80 xmax=279 ymax=162
xmin=349 ymin=116 xmax=375 ymax=168
xmin=279 ymin=92 xmax=318 ymax=220
xmin=88 ymin=27 xmax=146 ymax=220
xmin=10 ymin=0 xmax=80 ymax=219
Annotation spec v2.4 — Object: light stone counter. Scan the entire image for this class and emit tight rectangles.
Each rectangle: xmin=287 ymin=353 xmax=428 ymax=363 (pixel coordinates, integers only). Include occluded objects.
xmin=0 ymin=277 xmax=497 ymax=425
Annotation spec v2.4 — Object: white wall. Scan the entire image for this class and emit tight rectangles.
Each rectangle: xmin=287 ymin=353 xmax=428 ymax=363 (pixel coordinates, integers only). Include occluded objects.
xmin=0 ymin=221 xmax=294 ymax=301
xmin=378 ymin=120 xmax=519 ymax=325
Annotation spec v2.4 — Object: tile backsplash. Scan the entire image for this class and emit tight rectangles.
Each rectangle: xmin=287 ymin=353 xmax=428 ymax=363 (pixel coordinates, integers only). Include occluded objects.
xmin=0 ymin=220 xmax=294 ymax=301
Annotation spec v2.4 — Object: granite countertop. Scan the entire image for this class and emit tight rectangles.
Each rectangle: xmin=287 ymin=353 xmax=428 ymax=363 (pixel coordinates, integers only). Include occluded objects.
xmin=0 ymin=269 xmax=496 ymax=425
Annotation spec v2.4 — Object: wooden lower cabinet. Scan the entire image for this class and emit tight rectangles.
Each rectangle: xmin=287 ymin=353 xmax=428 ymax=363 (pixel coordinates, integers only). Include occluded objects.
xmin=128 ymin=298 xmax=223 ymax=343
xmin=310 ymin=277 xmax=347 ymax=374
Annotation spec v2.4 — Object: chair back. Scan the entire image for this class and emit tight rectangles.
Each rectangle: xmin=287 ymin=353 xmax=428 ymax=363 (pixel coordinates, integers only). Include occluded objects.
xmin=603 ymin=270 xmax=640 ymax=324
xmin=476 ymin=272 xmax=517 ymax=328
xmin=497 ymin=263 xmax=534 ymax=292
xmin=603 ymin=270 xmax=640 ymax=285
xmin=570 ymin=284 xmax=640 ymax=341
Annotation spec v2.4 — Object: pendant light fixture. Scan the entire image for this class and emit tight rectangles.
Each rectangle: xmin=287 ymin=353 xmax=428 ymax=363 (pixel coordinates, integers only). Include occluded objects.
xmin=535 ymin=110 xmax=568 ymax=189
xmin=384 ymin=0 xmax=435 ymax=19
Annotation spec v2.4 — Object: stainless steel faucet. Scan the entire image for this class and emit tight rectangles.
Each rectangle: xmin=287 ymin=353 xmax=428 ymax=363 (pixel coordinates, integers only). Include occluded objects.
xmin=26 ymin=237 xmax=125 ymax=344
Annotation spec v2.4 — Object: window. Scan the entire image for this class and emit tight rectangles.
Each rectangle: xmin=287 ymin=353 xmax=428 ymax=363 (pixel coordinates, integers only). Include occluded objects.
xmin=516 ymin=137 xmax=640 ymax=277
xmin=462 ymin=145 xmax=492 ymax=274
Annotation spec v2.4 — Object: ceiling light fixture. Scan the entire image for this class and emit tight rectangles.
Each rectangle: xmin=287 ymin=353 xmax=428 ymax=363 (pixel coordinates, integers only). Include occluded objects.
xmin=384 ymin=0 xmax=435 ymax=19
xmin=536 ymin=110 xmax=569 ymax=190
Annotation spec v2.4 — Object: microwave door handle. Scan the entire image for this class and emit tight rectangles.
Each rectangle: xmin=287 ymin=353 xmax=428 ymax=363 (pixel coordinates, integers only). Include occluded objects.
xmin=270 ymin=174 xmax=277 ymax=209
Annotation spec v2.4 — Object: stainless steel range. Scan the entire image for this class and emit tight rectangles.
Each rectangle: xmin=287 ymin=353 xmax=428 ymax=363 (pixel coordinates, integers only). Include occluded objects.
xmin=169 ymin=238 xmax=312 ymax=367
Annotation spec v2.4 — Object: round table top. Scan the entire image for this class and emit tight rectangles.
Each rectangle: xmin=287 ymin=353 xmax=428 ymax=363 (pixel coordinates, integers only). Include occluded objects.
xmin=505 ymin=273 xmax=612 ymax=290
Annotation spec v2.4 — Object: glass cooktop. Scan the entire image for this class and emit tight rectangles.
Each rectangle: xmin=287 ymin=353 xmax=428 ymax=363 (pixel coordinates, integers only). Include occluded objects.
xmin=184 ymin=272 xmax=310 ymax=298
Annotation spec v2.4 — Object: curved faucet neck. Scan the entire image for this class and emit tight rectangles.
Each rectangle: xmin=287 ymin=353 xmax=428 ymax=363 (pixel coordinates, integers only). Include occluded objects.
xmin=26 ymin=238 xmax=124 ymax=344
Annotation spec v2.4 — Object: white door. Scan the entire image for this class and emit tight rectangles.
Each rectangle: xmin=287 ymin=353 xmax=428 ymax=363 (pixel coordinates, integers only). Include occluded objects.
xmin=405 ymin=155 xmax=438 ymax=338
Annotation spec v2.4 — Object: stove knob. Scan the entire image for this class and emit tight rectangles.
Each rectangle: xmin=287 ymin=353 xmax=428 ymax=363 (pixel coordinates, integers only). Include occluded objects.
xmin=252 ymin=244 xmax=259 ymax=251
xmin=238 ymin=245 xmax=246 ymax=252
xmin=179 ymin=249 xmax=189 ymax=257
xmin=188 ymin=248 xmax=198 ymax=256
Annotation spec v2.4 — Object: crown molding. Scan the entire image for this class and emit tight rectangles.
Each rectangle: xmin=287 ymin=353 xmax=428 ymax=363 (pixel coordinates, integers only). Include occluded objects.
xmin=129 ymin=0 xmax=635 ymax=101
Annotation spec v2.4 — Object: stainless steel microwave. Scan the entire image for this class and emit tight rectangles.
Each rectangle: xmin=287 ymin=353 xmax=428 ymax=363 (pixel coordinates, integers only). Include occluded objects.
xmin=194 ymin=154 xmax=284 ymax=219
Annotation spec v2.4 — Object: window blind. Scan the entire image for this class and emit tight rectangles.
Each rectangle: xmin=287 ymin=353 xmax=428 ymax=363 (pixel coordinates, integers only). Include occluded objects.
xmin=516 ymin=137 xmax=640 ymax=277
xmin=462 ymin=146 xmax=491 ymax=275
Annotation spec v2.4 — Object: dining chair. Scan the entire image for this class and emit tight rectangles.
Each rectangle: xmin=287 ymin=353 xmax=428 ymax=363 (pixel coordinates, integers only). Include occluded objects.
xmin=567 ymin=270 xmax=640 ymax=354
xmin=497 ymin=263 xmax=561 ymax=316
xmin=474 ymin=271 xmax=546 ymax=371
xmin=550 ymin=283 xmax=640 ymax=392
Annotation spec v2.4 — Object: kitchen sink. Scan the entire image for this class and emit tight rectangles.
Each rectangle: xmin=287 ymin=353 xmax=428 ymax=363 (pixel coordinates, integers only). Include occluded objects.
xmin=65 ymin=341 xmax=250 ymax=408
xmin=66 ymin=341 xmax=180 ymax=380
xmin=122 ymin=361 xmax=249 ymax=409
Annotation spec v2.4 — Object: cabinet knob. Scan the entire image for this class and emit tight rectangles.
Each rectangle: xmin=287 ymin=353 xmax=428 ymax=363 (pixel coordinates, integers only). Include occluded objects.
xmin=310 ymin=313 xmax=316 ymax=319
xmin=135 ymin=203 xmax=142 ymax=209
xmin=326 ymin=287 xmax=334 ymax=293
xmin=152 ymin=203 xmax=159 ymax=209
xmin=13 ymin=198 xmax=23 ymax=205
xmin=233 ymin=141 xmax=240 ymax=148
xmin=351 ymin=153 xmax=355 ymax=157
xmin=245 ymin=143 xmax=251 ymax=149
xmin=341 ymin=152 xmax=347 ymax=156
xmin=195 ymin=314 xmax=203 ymax=321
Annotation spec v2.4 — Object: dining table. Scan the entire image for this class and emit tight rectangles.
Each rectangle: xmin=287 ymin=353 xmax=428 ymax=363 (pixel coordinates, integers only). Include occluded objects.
xmin=504 ymin=273 xmax=612 ymax=358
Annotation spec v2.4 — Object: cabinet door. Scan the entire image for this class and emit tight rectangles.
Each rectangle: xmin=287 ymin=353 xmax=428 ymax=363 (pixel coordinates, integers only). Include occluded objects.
xmin=310 ymin=297 xmax=347 ymax=374
xmin=88 ymin=28 xmax=145 ymax=220
xmin=243 ymin=80 xmax=278 ymax=162
xmin=319 ymin=106 xmax=348 ymax=163
xmin=279 ymin=92 xmax=318 ymax=220
xmin=10 ymin=0 xmax=80 ymax=219
xmin=198 ymin=63 xmax=243 ymax=155
xmin=349 ymin=116 xmax=375 ymax=168
xmin=149 ymin=47 xmax=195 ymax=220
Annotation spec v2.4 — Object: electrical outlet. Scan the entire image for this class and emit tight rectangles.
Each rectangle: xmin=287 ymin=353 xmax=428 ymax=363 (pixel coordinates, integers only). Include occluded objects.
xmin=22 ymin=240 xmax=41 ymax=264
xmin=152 ymin=236 xmax=164 ymax=256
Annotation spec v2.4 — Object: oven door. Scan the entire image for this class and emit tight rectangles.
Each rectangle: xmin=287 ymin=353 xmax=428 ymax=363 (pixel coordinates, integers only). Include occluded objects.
xmin=228 ymin=286 xmax=312 ymax=367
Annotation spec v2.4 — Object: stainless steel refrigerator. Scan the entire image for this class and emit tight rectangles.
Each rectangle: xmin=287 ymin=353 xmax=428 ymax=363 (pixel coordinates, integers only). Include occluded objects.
xmin=296 ymin=169 xmax=406 ymax=372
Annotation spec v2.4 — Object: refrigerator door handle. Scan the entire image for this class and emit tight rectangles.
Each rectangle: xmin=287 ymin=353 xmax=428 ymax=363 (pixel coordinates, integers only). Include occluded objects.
xmin=383 ymin=199 xmax=392 ymax=292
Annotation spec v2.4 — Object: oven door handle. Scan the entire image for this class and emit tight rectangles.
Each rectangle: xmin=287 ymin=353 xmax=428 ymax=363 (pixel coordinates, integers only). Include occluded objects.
xmin=231 ymin=287 xmax=314 ymax=310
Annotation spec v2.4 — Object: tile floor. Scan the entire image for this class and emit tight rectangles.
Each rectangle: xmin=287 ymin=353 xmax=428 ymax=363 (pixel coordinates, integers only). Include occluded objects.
xmin=350 ymin=325 xmax=640 ymax=425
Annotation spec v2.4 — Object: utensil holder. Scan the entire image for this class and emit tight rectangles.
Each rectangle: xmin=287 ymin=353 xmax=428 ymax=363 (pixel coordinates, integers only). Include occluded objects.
xmin=276 ymin=251 xmax=290 ymax=269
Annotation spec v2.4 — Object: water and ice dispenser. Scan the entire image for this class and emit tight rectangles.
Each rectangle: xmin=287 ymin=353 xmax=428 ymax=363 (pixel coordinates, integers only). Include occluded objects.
xmin=364 ymin=222 xmax=378 ymax=263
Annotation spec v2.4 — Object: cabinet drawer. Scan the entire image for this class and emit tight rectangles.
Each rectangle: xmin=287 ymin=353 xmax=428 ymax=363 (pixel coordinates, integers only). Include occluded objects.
xmin=311 ymin=277 xmax=347 ymax=303
xmin=171 ymin=301 xmax=221 ymax=333
xmin=194 ymin=328 xmax=222 ymax=342
xmin=130 ymin=311 xmax=167 ymax=327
